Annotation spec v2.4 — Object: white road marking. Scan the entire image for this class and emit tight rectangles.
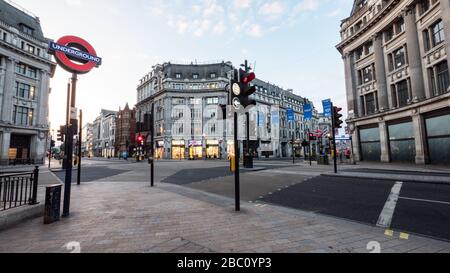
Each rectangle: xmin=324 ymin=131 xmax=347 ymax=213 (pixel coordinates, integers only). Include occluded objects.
xmin=399 ymin=197 xmax=450 ymax=206
xmin=377 ymin=181 xmax=404 ymax=228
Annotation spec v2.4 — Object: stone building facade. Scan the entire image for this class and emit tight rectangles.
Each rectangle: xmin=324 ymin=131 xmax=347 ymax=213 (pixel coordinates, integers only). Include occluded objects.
xmin=337 ymin=0 xmax=450 ymax=164
xmin=92 ymin=109 xmax=117 ymax=158
xmin=114 ymin=103 xmax=136 ymax=157
xmin=0 ymin=1 xmax=55 ymax=165
xmin=136 ymin=61 xmax=324 ymax=160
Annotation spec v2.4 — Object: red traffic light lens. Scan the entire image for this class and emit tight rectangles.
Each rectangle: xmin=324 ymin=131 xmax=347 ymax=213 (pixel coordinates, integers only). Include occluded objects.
xmin=242 ymin=72 xmax=256 ymax=84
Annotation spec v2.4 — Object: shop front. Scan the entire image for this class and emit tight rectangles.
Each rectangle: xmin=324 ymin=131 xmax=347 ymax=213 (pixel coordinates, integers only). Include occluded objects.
xmin=425 ymin=112 xmax=450 ymax=165
xmin=172 ymin=140 xmax=185 ymax=160
xmin=188 ymin=140 xmax=203 ymax=160
xmin=359 ymin=126 xmax=381 ymax=161
xmin=388 ymin=120 xmax=416 ymax=163
xmin=227 ymin=140 xmax=235 ymax=160
xmin=206 ymin=140 xmax=220 ymax=159
xmin=9 ymin=134 xmax=31 ymax=164
xmin=155 ymin=140 xmax=164 ymax=159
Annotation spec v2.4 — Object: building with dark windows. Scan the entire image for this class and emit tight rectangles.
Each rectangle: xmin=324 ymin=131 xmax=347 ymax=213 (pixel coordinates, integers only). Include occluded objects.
xmin=0 ymin=1 xmax=56 ymax=165
xmin=114 ymin=103 xmax=136 ymax=158
xmin=136 ymin=61 xmax=326 ymax=160
xmin=337 ymin=0 xmax=450 ymax=164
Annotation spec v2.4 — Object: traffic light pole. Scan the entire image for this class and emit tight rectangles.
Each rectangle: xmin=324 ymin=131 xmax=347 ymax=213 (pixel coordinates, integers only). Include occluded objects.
xmin=308 ymin=129 xmax=312 ymax=166
xmin=331 ymin=104 xmax=338 ymax=174
xmin=63 ymin=73 xmax=78 ymax=218
xmin=63 ymin=82 xmax=71 ymax=170
xmin=234 ymin=111 xmax=240 ymax=212
xmin=150 ymin=102 xmax=155 ymax=187
xmin=48 ymin=135 xmax=52 ymax=169
xmin=77 ymin=109 xmax=82 ymax=186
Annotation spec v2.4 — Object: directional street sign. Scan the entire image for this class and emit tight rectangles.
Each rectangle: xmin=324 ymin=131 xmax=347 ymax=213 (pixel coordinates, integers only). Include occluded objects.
xmin=287 ymin=108 xmax=294 ymax=123
xmin=322 ymin=99 xmax=332 ymax=117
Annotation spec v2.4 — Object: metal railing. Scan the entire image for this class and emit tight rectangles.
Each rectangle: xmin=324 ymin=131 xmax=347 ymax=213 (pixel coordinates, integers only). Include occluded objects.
xmin=0 ymin=166 xmax=39 ymax=211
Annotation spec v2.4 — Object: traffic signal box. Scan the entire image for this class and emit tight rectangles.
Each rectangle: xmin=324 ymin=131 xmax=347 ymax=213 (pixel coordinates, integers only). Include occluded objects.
xmin=57 ymin=125 xmax=66 ymax=142
xmin=230 ymin=69 xmax=257 ymax=109
xmin=333 ymin=107 xmax=343 ymax=129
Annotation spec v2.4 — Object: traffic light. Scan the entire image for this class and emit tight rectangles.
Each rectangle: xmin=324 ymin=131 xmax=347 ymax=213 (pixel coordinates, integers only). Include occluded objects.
xmin=137 ymin=134 xmax=144 ymax=146
xmin=230 ymin=68 xmax=257 ymax=109
xmin=308 ymin=133 xmax=316 ymax=141
xmin=333 ymin=106 xmax=344 ymax=129
xmin=51 ymin=140 xmax=56 ymax=148
xmin=238 ymin=69 xmax=257 ymax=108
xmin=57 ymin=125 xmax=66 ymax=142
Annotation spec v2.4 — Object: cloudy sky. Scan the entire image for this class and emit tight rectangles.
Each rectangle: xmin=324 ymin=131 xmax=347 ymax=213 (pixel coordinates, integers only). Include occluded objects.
xmin=12 ymin=0 xmax=353 ymax=134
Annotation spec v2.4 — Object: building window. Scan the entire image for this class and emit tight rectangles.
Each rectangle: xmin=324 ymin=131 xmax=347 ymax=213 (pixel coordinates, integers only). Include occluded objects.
xmin=389 ymin=46 xmax=407 ymax=71
xmin=384 ymin=27 xmax=394 ymax=42
xmin=21 ymin=24 xmax=34 ymax=36
xmin=436 ymin=61 xmax=449 ymax=95
xmin=15 ymin=82 xmax=36 ymax=100
xmin=15 ymin=63 xmax=37 ymax=78
xmin=175 ymin=73 xmax=182 ymax=79
xmin=210 ymin=73 xmax=216 ymax=79
xmin=192 ymin=73 xmax=199 ymax=79
xmin=13 ymin=106 xmax=33 ymax=126
xmin=432 ymin=19 xmax=445 ymax=47
xmin=395 ymin=17 xmax=405 ymax=34
xmin=424 ymin=19 xmax=445 ymax=50
xmin=392 ymin=80 xmax=409 ymax=108
xmin=359 ymin=65 xmax=374 ymax=84
xmin=365 ymin=41 xmax=374 ymax=55
xmin=24 ymin=44 xmax=35 ymax=54
xmin=419 ymin=0 xmax=430 ymax=15
xmin=206 ymin=97 xmax=219 ymax=104
xmin=365 ymin=93 xmax=377 ymax=115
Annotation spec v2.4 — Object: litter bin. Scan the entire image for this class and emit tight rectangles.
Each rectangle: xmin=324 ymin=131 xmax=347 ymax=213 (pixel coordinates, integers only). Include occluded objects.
xmin=244 ymin=155 xmax=254 ymax=169
xmin=318 ymin=155 xmax=329 ymax=165
xmin=44 ymin=184 xmax=62 ymax=225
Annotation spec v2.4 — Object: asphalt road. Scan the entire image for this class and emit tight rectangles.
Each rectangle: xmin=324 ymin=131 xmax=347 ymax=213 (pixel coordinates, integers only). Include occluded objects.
xmin=261 ymin=176 xmax=450 ymax=242
xmin=51 ymin=158 xmax=450 ymax=242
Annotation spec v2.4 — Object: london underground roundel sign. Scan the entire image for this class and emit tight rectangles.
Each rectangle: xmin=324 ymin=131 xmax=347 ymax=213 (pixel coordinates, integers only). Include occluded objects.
xmin=49 ymin=36 xmax=102 ymax=74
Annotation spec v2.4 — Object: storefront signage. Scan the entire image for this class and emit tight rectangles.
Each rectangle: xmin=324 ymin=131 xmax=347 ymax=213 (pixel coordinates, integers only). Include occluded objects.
xmin=206 ymin=140 xmax=219 ymax=146
xmin=188 ymin=140 xmax=203 ymax=147
xmin=49 ymin=36 xmax=102 ymax=74
xmin=157 ymin=141 xmax=164 ymax=147
xmin=172 ymin=140 xmax=185 ymax=146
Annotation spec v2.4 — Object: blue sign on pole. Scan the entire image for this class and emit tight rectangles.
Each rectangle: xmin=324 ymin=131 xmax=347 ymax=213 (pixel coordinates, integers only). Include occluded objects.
xmin=304 ymin=104 xmax=312 ymax=121
xmin=322 ymin=99 xmax=332 ymax=117
xmin=272 ymin=111 xmax=279 ymax=124
xmin=287 ymin=108 xmax=294 ymax=122
xmin=258 ymin=112 xmax=265 ymax=127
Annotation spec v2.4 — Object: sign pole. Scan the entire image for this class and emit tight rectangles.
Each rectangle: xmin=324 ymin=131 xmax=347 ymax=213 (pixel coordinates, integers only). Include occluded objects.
xmin=62 ymin=73 xmax=77 ymax=218
xmin=234 ymin=111 xmax=240 ymax=212
xmin=77 ymin=109 xmax=82 ymax=185
xmin=331 ymin=103 xmax=338 ymax=174
xmin=151 ymin=102 xmax=155 ymax=187
xmin=48 ymin=135 xmax=52 ymax=169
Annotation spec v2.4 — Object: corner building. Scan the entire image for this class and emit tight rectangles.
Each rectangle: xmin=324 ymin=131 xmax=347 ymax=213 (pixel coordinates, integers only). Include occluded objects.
xmin=0 ymin=1 xmax=56 ymax=165
xmin=337 ymin=0 xmax=450 ymax=164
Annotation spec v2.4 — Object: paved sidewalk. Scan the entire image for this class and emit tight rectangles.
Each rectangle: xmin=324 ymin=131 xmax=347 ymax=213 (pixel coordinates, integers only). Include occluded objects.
xmin=0 ymin=179 xmax=449 ymax=253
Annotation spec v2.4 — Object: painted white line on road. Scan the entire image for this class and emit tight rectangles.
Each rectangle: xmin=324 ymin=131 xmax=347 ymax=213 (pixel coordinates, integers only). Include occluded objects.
xmin=399 ymin=197 xmax=450 ymax=206
xmin=377 ymin=181 xmax=403 ymax=228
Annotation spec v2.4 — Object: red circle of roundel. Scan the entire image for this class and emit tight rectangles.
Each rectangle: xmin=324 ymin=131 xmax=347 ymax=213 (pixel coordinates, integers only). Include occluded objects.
xmin=55 ymin=36 xmax=98 ymax=74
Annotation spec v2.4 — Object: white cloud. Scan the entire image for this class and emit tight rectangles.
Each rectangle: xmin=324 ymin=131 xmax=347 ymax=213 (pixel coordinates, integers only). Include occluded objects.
xmin=66 ymin=0 xmax=81 ymax=6
xmin=259 ymin=1 xmax=285 ymax=18
xmin=233 ymin=0 xmax=251 ymax=9
xmin=213 ymin=21 xmax=226 ymax=35
xmin=203 ymin=0 xmax=225 ymax=17
xmin=248 ymin=24 xmax=263 ymax=37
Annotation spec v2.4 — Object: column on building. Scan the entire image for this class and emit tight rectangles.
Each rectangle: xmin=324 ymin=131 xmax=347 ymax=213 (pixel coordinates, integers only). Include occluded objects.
xmin=379 ymin=121 xmax=390 ymax=163
xmin=441 ymin=0 xmax=450 ymax=71
xmin=343 ymin=52 xmax=359 ymax=118
xmin=37 ymin=70 xmax=50 ymax=127
xmin=2 ymin=58 xmax=15 ymax=122
xmin=351 ymin=126 xmax=361 ymax=162
xmin=373 ymin=33 xmax=389 ymax=111
xmin=405 ymin=7 xmax=426 ymax=102
xmin=0 ymin=131 xmax=11 ymax=164
xmin=412 ymin=113 xmax=428 ymax=164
